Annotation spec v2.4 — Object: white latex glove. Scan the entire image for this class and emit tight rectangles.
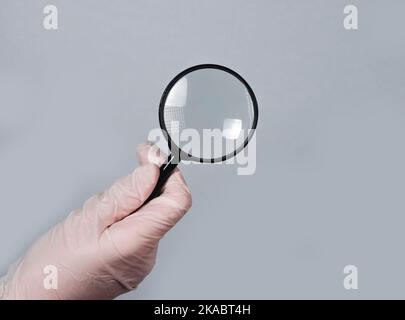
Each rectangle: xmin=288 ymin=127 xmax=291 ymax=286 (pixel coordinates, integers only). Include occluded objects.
xmin=0 ymin=143 xmax=191 ymax=299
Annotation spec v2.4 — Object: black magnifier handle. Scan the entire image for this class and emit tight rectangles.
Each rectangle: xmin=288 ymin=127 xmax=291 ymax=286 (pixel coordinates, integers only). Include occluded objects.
xmin=143 ymin=154 xmax=179 ymax=205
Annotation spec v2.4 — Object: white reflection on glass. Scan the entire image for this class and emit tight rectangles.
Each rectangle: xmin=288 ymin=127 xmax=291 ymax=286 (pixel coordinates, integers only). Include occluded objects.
xmin=222 ymin=118 xmax=242 ymax=140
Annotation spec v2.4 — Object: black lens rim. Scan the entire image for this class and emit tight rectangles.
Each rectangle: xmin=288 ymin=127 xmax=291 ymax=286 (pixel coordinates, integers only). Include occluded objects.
xmin=158 ymin=64 xmax=259 ymax=163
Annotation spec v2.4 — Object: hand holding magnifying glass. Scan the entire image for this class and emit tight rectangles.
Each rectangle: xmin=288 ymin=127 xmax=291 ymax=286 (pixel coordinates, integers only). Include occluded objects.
xmin=0 ymin=64 xmax=258 ymax=300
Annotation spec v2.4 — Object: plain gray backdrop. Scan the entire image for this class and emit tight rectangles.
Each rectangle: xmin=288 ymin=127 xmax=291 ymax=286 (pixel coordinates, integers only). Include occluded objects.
xmin=1 ymin=0 xmax=405 ymax=299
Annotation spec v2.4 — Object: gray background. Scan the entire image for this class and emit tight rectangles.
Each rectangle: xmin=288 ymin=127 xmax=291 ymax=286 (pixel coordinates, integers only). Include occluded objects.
xmin=1 ymin=0 xmax=405 ymax=299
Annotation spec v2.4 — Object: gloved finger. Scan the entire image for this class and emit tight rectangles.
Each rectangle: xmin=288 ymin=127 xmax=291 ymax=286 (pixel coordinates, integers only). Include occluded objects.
xmin=137 ymin=141 xmax=189 ymax=204
xmin=105 ymin=173 xmax=191 ymax=257
xmin=114 ymin=145 xmax=192 ymax=242
xmin=150 ymin=167 xmax=192 ymax=226
xmin=137 ymin=142 xmax=191 ymax=213
xmin=81 ymin=161 xmax=160 ymax=229
xmin=137 ymin=142 xmax=166 ymax=167
xmin=137 ymin=142 xmax=191 ymax=222
xmin=106 ymin=145 xmax=191 ymax=253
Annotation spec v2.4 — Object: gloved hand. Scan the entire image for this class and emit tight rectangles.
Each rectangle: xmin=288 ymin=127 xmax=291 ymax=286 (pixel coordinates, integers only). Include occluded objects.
xmin=0 ymin=143 xmax=192 ymax=299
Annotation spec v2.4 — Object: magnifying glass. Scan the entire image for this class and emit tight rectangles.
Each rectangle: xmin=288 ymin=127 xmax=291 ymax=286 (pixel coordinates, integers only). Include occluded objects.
xmin=145 ymin=64 xmax=258 ymax=203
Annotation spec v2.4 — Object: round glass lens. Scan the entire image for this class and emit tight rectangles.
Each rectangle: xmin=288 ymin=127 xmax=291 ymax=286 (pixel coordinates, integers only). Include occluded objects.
xmin=161 ymin=66 xmax=256 ymax=161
